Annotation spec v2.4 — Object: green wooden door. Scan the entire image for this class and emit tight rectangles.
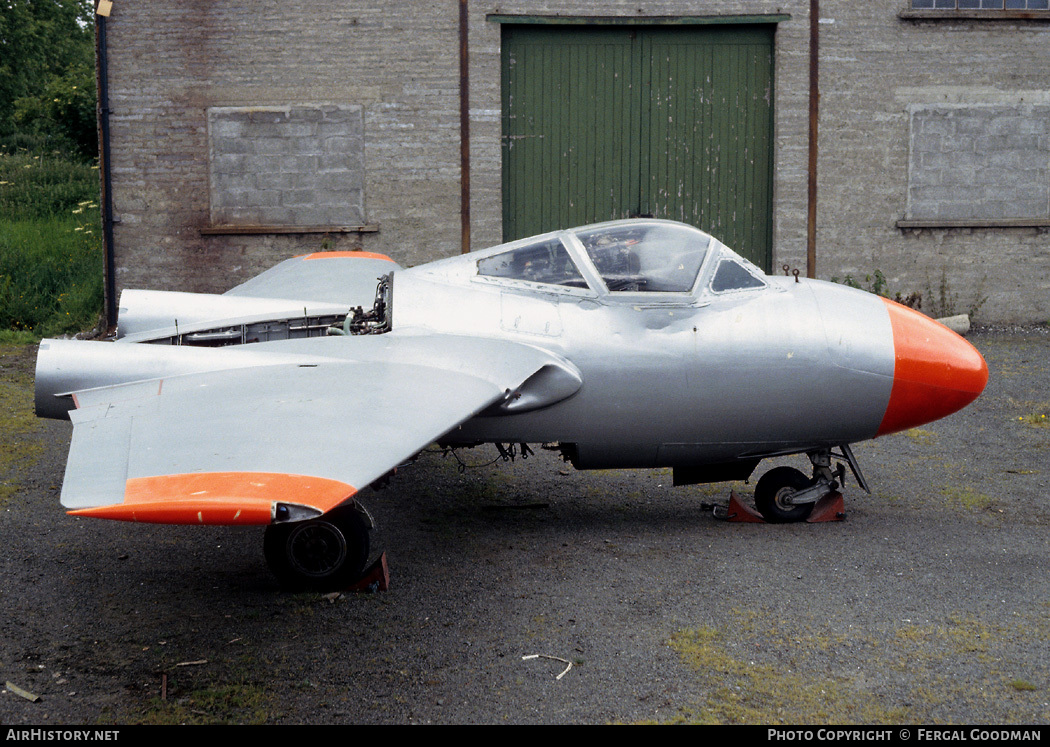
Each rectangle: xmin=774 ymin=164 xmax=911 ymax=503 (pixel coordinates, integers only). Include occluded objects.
xmin=501 ymin=24 xmax=774 ymax=269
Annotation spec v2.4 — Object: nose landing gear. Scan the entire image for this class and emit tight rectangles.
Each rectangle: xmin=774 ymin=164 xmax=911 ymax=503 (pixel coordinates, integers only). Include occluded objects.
xmin=726 ymin=445 xmax=868 ymax=524
xmin=754 ymin=466 xmax=820 ymax=523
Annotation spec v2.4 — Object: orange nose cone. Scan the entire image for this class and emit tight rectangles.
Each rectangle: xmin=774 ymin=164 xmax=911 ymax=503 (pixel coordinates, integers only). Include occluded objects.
xmin=877 ymin=299 xmax=988 ymax=437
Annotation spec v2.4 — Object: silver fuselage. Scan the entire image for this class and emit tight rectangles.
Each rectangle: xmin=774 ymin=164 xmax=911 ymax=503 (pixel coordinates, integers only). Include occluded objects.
xmin=393 ymin=260 xmax=891 ymax=469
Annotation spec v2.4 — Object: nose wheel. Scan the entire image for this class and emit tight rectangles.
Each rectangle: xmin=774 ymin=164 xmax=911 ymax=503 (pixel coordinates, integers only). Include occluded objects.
xmin=753 ymin=466 xmax=814 ymax=523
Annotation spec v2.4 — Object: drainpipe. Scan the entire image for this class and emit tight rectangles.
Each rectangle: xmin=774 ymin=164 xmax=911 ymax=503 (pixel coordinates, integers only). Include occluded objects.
xmin=459 ymin=0 xmax=470 ymax=254
xmin=95 ymin=3 xmax=118 ymax=329
xmin=806 ymin=0 xmax=820 ymax=279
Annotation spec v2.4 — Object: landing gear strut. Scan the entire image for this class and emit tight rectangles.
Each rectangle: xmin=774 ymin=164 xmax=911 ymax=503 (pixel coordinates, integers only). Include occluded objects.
xmin=264 ymin=503 xmax=371 ymax=591
xmin=748 ymin=445 xmax=869 ymax=524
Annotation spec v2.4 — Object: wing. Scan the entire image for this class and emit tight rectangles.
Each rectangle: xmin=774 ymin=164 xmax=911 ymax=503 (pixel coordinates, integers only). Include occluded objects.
xmin=55 ymin=333 xmax=581 ymax=525
xmin=117 ymin=252 xmax=400 ymax=341
xmin=224 ymin=251 xmax=399 ymax=304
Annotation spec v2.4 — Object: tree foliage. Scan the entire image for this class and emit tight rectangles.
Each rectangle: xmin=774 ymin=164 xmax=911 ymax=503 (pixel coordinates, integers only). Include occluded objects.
xmin=0 ymin=0 xmax=96 ymax=159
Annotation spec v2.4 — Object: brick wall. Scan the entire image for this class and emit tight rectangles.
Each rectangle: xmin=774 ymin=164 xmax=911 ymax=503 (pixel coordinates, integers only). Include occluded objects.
xmin=207 ymin=105 xmax=366 ymax=227
xmin=102 ymin=1 xmax=1050 ymax=322
xmin=815 ymin=4 xmax=1050 ymax=321
xmin=906 ymin=104 xmax=1050 ymax=222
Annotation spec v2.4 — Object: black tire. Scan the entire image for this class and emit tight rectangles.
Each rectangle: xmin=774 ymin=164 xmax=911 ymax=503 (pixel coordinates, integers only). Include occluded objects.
xmin=754 ymin=466 xmax=814 ymax=523
xmin=264 ymin=505 xmax=370 ymax=591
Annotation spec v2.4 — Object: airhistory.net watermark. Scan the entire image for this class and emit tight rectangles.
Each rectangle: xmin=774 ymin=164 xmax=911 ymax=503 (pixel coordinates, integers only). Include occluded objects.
xmin=5 ymin=730 xmax=119 ymax=742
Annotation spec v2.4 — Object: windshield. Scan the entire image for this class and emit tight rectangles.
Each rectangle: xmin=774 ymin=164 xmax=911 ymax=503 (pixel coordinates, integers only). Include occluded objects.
xmin=574 ymin=222 xmax=709 ymax=292
xmin=476 ymin=237 xmax=588 ymax=288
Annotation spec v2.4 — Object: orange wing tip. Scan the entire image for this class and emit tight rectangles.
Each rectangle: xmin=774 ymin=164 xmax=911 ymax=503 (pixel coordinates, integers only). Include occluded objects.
xmin=297 ymin=251 xmax=394 ymax=262
xmin=69 ymin=472 xmax=357 ymax=525
xmin=69 ymin=499 xmax=275 ymax=525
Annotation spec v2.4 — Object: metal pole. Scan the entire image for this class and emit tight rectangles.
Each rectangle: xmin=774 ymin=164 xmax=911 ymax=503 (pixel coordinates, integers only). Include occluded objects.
xmin=806 ymin=0 xmax=820 ymax=279
xmin=459 ymin=0 xmax=471 ymax=254
xmin=96 ymin=9 xmax=118 ymax=329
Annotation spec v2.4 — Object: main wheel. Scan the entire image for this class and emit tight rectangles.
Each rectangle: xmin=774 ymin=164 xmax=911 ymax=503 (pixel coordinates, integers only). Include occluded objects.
xmin=754 ymin=466 xmax=814 ymax=523
xmin=264 ymin=505 xmax=370 ymax=591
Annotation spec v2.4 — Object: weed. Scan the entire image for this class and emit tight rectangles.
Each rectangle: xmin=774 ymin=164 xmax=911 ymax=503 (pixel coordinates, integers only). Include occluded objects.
xmin=923 ymin=269 xmax=988 ymax=321
xmin=1019 ymin=414 xmax=1049 ymax=427
xmin=832 ymin=267 xmax=988 ymax=321
xmin=0 ymin=329 xmax=38 ymax=344
xmin=1017 ymin=407 xmax=1049 ymax=429
xmin=830 ymin=271 xmax=921 ymax=309
xmin=1008 ymin=679 xmax=1038 ymax=692
xmin=0 ymin=152 xmax=99 ymax=219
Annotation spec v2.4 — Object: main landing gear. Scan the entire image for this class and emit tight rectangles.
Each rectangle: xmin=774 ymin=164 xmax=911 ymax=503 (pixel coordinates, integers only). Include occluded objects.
xmin=264 ymin=503 xmax=373 ymax=591
xmin=737 ymin=445 xmax=870 ymax=524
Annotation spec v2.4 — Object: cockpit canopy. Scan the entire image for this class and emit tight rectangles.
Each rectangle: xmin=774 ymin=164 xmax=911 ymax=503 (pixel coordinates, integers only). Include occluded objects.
xmin=575 ymin=222 xmax=707 ymax=293
xmin=475 ymin=220 xmax=766 ymax=298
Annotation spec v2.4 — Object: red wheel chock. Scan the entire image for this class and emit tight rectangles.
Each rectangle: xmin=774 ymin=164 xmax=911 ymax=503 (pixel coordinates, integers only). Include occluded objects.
xmin=346 ymin=552 xmax=390 ymax=592
xmin=807 ymin=491 xmax=847 ymax=522
xmin=725 ymin=491 xmax=766 ymax=522
xmin=726 ymin=491 xmax=846 ymax=523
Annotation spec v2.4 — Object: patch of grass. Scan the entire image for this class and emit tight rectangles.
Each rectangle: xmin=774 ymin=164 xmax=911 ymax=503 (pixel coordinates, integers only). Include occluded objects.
xmin=1008 ymin=679 xmax=1038 ymax=692
xmin=939 ymin=486 xmax=994 ymax=512
xmin=1017 ymin=413 xmax=1049 ymax=428
xmin=664 ymin=610 xmax=1049 ymax=724
xmin=667 ymin=625 xmax=903 ymax=724
xmin=0 ymin=152 xmax=99 ymax=219
xmin=905 ymin=428 xmax=937 ymax=447
xmin=895 ymin=614 xmax=993 ymax=657
xmin=0 ymin=329 xmax=39 ymax=344
xmin=133 ymin=680 xmax=275 ymax=725
xmin=0 ymin=152 xmax=103 ymax=337
xmin=0 ymin=344 xmax=45 ymax=505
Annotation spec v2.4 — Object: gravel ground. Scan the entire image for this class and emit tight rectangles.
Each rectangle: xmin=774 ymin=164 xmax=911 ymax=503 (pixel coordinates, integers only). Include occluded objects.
xmin=0 ymin=330 xmax=1048 ymax=725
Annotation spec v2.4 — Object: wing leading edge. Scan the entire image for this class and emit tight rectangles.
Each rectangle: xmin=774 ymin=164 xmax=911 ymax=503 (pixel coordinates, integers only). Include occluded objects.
xmin=56 ymin=333 xmax=581 ymax=525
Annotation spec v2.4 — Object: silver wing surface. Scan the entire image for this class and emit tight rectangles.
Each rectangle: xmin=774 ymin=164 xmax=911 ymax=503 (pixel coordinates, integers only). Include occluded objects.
xmin=224 ymin=251 xmax=399 ymax=304
xmin=54 ymin=333 xmax=580 ymax=525
xmin=117 ymin=251 xmax=400 ymax=341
